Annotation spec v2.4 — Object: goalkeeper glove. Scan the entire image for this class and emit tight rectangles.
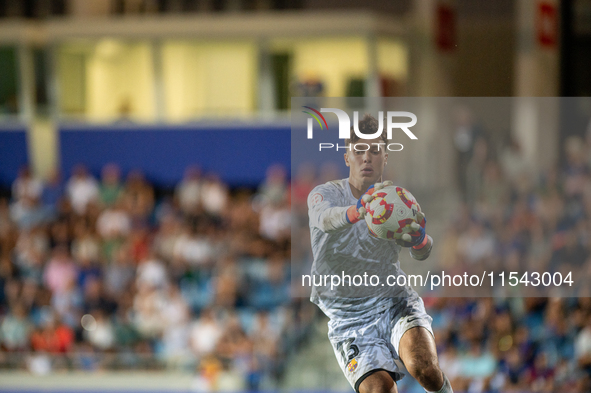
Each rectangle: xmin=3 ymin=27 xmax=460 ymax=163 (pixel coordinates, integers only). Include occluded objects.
xmin=395 ymin=211 xmax=427 ymax=247
xmin=345 ymin=181 xmax=394 ymax=224
xmin=395 ymin=211 xmax=433 ymax=260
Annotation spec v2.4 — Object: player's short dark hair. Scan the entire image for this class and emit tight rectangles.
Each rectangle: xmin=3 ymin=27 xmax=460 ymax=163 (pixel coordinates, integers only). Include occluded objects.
xmin=345 ymin=113 xmax=388 ymax=147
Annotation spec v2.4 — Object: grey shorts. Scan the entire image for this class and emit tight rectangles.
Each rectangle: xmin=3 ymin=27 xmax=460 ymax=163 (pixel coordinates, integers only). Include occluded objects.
xmin=327 ymin=296 xmax=433 ymax=392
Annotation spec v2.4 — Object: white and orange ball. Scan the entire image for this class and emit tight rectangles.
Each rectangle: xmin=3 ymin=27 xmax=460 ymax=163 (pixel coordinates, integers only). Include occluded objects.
xmin=364 ymin=186 xmax=421 ymax=241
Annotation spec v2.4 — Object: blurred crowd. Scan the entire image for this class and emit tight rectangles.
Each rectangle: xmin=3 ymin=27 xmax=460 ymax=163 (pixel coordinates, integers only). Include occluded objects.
xmin=0 ymin=162 xmax=313 ymax=391
xmin=3 ymin=118 xmax=591 ymax=393
xmin=415 ymin=124 xmax=591 ymax=392
xmin=421 ymin=296 xmax=591 ymax=393
xmin=288 ymin=117 xmax=591 ymax=392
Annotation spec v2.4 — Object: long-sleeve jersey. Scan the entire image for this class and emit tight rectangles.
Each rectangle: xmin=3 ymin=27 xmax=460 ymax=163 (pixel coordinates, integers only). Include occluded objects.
xmin=307 ymin=178 xmax=419 ymax=320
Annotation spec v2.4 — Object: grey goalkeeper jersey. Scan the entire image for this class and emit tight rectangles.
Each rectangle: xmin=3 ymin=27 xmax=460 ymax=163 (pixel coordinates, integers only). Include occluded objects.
xmin=307 ymin=178 xmax=418 ymax=320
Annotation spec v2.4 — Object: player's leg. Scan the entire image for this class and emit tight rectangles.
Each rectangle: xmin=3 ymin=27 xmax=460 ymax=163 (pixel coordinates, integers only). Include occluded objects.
xmin=358 ymin=370 xmax=398 ymax=393
xmin=327 ymin=313 xmax=403 ymax=393
xmin=389 ymin=296 xmax=453 ymax=393
xmin=329 ymin=335 xmax=403 ymax=393
xmin=398 ymin=326 xmax=452 ymax=393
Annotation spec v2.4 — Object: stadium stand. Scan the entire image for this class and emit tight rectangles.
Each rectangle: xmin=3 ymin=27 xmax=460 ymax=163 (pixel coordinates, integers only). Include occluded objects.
xmin=2 ymin=128 xmax=591 ymax=393
xmin=0 ymin=161 xmax=314 ymax=391
xmin=288 ymin=130 xmax=591 ymax=393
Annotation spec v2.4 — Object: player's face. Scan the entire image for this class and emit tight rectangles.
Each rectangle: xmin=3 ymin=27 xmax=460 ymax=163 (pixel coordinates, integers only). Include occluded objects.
xmin=344 ymin=138 xmax=388 ymax=185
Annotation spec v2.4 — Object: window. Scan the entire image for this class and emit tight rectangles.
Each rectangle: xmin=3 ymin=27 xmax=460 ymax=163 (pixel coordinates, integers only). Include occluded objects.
xmin=57 ymin=40 xmax=155 ymax=121
xmin=161 ymin=41 xmax=257 ymax=121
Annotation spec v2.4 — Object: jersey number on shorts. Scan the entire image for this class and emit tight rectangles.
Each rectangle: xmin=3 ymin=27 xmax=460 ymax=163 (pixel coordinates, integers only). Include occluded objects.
xmin=337 ymin=338 xmax=360 ymax=364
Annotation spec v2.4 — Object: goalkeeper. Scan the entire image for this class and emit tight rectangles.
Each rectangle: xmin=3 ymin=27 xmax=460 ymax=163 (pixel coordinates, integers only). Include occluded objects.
xmin=307 ymin=114 xmax=453 ymax=393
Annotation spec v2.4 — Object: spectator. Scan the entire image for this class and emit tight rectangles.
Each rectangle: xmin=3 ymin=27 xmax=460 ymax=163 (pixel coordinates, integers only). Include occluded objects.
xmin=201 ymin=174 xmax=228 ymax=218
xmin=250 ymin=311 xmax=280 ymax=362
xmin=14 ymin=227 xmax=48 ymax=284
xmin=96 ymin=199 xmax=131 ymax=239
xmin=190 ymin=308 xmax=222 ymax=357
xmin=291 ymin=163 xmax=316 ymax=210
xmin=456 ymin=221 xmax=495 ymax=264
xmin=0 ymin=198 xmax=12 ymax=250
xmin=257 ymin=164 xmax=288 ymax=206
xmin=122 ymin=170 xmax=154 ymax=222
xmin=500 ymin=136 xmax=531 ymax=187
xmin=0 ymin=302 xmax=31 ymax=351
xmin=575 ymin=315 xmax=591 ymax=376
xmin=133 ymin=284 xmax=166 ymax=339
xmin=12 ymin=166 xmax=42 ymax=203
xmin=172 ymin=224 xmax=214 ymax=267
xmin=176 ymin=166 xmax=202 ymax=215
xmin=99 ymin=164 xmax=124 ymax=207
xmin=82 ymin=277 xmax=116 ymax=315
xmin=84 ymin=310 xmax=115 ymax=351
xmin=161 ymin=286 xmax=191 ymax=366
xmin=104 ymin=246 xmax=135 ymax=298
xmin=453 ymin=106 xmax=485 ymax=201
xmin=66 ymin=165 xmax=99 ymax=215
xmin=460 ymin=342 xmax=496 ymax=389
xmin=248 ymin=253 xmax=289 ymax=310
xmin=136 ymin=253 xmax=168 ymax=290
xmin=564 ymin=136 xmax=589 ymax=199
xmin=30 ymin=314 xmax=74 ymax=353
xmin=43 ymin=246 xmax=77 ymax=295
xmin=465 ymin=137 xmax=488 ymax=206
xmin=480 ymin=161 xmax=509 ymax=215
xmin=50 ymin=276 xmax=82 ymax=328
xmin=153 ymin=214 xmax=181 ymax=263
xmin=9 ymin=195 xmax=49 ymax=229
xmin=259 ymin=200 xmax=290 ymax=242
xmin=526 ymin=352 xmax=555 ymax=391
xmin=40 ymin=169 xmax=63 ymax=213
xmin=127 ymin=225 xmax=150 ymax=263
xmin=71 ymin=221 xmax=101 ymax=268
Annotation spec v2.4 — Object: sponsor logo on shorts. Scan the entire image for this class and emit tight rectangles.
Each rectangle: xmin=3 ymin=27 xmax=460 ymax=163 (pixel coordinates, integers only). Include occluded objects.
xmin=347 ymin=358 xmax=358 ymax=373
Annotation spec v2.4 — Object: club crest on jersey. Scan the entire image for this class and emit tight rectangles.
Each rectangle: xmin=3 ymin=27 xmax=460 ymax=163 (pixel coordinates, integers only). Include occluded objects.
xmin=310 ymin=193 xmax=323 ymax=206
xmin=347 ymin=358 xmax=358 ymax=372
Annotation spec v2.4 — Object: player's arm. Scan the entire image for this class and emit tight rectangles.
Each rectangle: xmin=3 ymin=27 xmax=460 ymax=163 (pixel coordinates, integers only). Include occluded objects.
xmin=409 ymin=234 xmax=433 ymax=261
xmin=395 ymin=211 xmax=433 ymax=261
xmin=308 ymin=183 xmax=388 ymax=233
xmin=308 ymin=189 xmax=354 ymax=233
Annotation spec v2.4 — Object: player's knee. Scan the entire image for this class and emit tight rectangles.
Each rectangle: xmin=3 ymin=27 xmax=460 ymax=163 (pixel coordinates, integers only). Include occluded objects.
xmin=405 ymin=357 xmax=442 ymax=391
xmin=358 ymin=371 xmax=397 ymax=393
xmin=418 ymin=365 xmax=443 ymax=391
xmin=359 ymin=383 xmax=394 ymax=393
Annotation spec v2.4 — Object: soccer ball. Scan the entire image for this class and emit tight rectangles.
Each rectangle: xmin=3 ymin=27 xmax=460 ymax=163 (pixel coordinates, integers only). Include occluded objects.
xmin=363 ymin=185 xmax=421 ymax=241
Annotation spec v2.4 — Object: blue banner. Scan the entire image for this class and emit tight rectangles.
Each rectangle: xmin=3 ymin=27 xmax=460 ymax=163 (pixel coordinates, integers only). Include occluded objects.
xmin=0 ymin=125 xmax=29 ymax=188
xmin=59 ymin=124 xmax=291 ymax=188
